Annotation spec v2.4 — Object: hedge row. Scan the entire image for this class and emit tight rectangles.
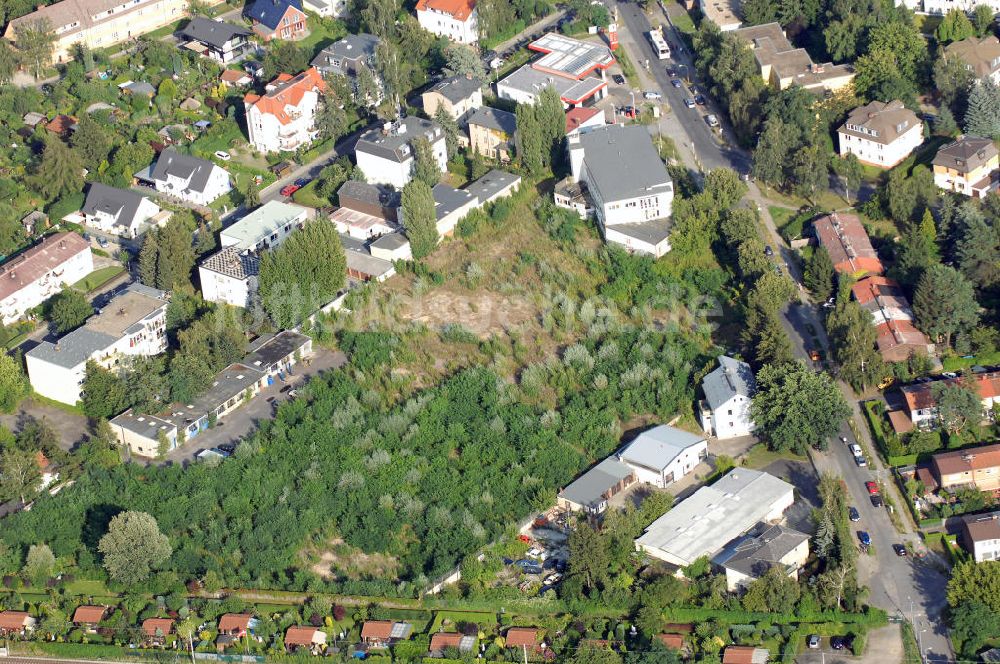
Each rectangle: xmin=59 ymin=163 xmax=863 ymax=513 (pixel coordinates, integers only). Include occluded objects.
xmin=662 ymin=607 xmax=887 ymax=626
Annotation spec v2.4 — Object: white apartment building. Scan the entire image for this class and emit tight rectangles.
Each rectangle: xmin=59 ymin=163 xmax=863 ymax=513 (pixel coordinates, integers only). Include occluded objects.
xmin=838 ymin=100 xmax=924 ymax=169
xmin=700 ymin=355 xmax=756 ymax=439
xmin=245 ymin=67 xmax=326 ymax=154
xmin=618 ymin=425 xmax=708 ymax=489
xmin=415 ymin=0 xmax=477 ymax=44
xmin=0 ymin=233 xmax=93 ymax=325
xmin=909 ymin=0 xmax=1000 ymax=15
xmin=25 ymin=284 xmax=169 ymax=405
xmin=355 ymin=118 xmax=448 ymax=189
xmin=143 ymin=148 xmax=232 ymax=206
xmin=198 ymin=247 xmax=260 ymax=308
xmin=219 ymin=201 xmax=310 ymax=253
xmin=567 ymin=124 xmax=674 ymax=257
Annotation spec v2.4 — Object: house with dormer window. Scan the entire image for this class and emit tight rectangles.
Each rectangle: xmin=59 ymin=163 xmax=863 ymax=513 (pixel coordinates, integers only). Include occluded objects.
xmin=142 ymin=148 xmax=232 ymax=206
xmin=244 ymin=0 xmax=306 ymax=41
xmin=837 ymin=100 xmax=923 ymax=169
xmin=245 ymin=67 xmax=325 ymax=153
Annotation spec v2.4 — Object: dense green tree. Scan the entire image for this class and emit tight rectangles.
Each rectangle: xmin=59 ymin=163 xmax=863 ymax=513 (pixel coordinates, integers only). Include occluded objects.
xmin=442 ymin=43 xmax=485 ymax=80
xmin=14 ymin=18 xmax=55 ymax=79
xmin=750 ymin=309 xmax=796 ymax=368
xmin=23 ymin=543 xmax=55 ymax=584
xmin=948 ymin=561 xmax=1000 ymax=612
xmin=625 ymin=640 xmax=682 ymax=664
xmin=242 ymin=180 xmax=260 ymax=208
xmin=853 ymin=49 xmax=916 ymax=104
xmin=476 ymin=0 xmax=517 ymax=40
xmin=952 ymin=601 xmax=1000 ymax=658
xmin=262 ymin=42 xmax=310 ymax=81
xmin=138 ymin=228 xmax=159 ymax=287
xmin=31 ymin=137 xmax=83 ymax=201
xmin=956 ymin=208 xmax=1000 ymax=288
xmin=804 ymin=246 xmax=835 ymax=301
xmin=932 ymin=380 xmax=984 ymax=433
xmin=81 ymin=361 xmax=129 ymax=418
xmin=935 ymin=106 xmax=959 ymax=135
xmin=0 ymin=39 xmax=16 ymax=84
xmin=434 ymin=106 xmax=460 ymax=158
xmin=830 ymin=153 xmax=863 ymax=203
xmin=411 ymin=137 xmax=441 ymax=187
xmin=751 ymin=117 xmax=793 ymax=186
xmin=98 ymin=510 xmax=172 ymax=585
xmin=315 ymin=160 xmax=351 ymax=202
xmin=72 ymin=117 xmax=112 ymax=171
xmin=937 ymin=8 xmax=976 ymax=43
xmin=139 ymin=217 xmax=196 ymax=291
xmin=46 ymin=289 xmax=92 ymax=333
xmin=751 ymin=361 xmax=851 ymax=453
xmin=964 ymin=77 xmax=1000 ymax=138
xmin=972 ymin=4 xmax=995 ymax=35
xmin=316 ymin=89 xmax=348 ymax=143
xmin=360 ymin=0 xmax=400 ymax=39
xmin=891 ymin=218 xmax=938 ymax=287
xmin=375 ymin=39 xmax=404 ymax=115
xmin=741 ymin=565 xmax=801 ymax=612
xmin=258 ymin=219 xmax=346 ymax=328
xmin=400 ymin=180 xmax=438 ymax=259
xmin=0 ymin=354 xmax=29 ymax=413
xmin=824 ymin=14 xmax=866 ymax=62
xmin=0 ymin=448 xmax=40 ymax=506
xmin=913 ymin=264 xmax=980 ymax=347
xmin=934 ymin=53 xmax=975 ymax=113
xmin=826 ymin=295 xmax=884 ymax=392
xmin=746 ymin=270 xmax=796 ymax=315
xmin=568 ymin=521 xmax=609 ymax=592
xmin=740 ymin=0 xmax=777 ymax=24
xmin=571 ymin=645 xmax=622 ymax=664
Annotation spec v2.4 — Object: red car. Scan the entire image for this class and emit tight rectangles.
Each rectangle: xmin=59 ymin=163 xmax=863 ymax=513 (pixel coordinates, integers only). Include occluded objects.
xmin=280 ymin=184 xmax=301 ymax=197
xmin=865 ymin=481 xmax=879 ymax=495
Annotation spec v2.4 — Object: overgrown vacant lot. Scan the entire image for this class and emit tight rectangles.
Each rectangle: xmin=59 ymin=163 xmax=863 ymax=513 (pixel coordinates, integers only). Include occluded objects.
xmin=1 ymin=185 xmax=726 ymax=596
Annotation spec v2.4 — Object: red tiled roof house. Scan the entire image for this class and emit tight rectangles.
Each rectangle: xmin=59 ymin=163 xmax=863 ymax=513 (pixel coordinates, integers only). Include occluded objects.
xmin=0 ymin=611 xmax=36 ymax=636
xmin=142 ymin=618 xmax=174 ymax=645
xmin=813 ymin=212 xmax=884 ymax=276
xmin=285 ymin=626 xmax=326 ymax=651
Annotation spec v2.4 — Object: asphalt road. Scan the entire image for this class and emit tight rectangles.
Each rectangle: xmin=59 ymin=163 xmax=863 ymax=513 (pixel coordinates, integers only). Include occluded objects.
xmin=613 ymin=0 xmax=749 ymax=174
xmin=610 ymin=4 xmax=954 ymax=661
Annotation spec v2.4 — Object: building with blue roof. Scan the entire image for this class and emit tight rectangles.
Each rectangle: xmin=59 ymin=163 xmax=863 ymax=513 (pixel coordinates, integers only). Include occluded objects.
xmin=244 ymin=0 xmax=306 ymax=41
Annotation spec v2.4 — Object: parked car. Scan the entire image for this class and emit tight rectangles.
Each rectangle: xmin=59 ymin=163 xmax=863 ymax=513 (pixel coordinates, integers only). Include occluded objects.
xmin=694 ymin=94 xmax=706 ymax=105
xmin=808 ymin=349 xmax=821 ymax=361
xmin=643 ymin=90 xmax=662 ymax=100
xmin=294 ymin=177 xmax=311 ymax=187
xmin=684 ymin=97 xmax=696 ymax=109
xmin=666 ymin=67 xmax=677 ymax=76
xmin=857 ymin=531 xmax=871 ymax=547
xmin=865 ymin=481 xmax=879 ymax=495
xmin=280 ymin=385 xmax=293 ymax=393
xmin=893 ymin=544 xmax=907 ymax=557
xmin=214 ymin=151 xmax=231 ymax=161
xmin=808 ymin=635 xmax=820 ymax=649
xmin=620 ymin=106 xmax=640 ymax=118
xmin=671 ymin=79 xmax=683 ymax=88
xmin=612 ymin=74 xmax=626 ymax=85
xmin=849 ymin=506 xmax=860 ymax=522
xmin=706 ymin=114 xmax=720 ymax=127
xmin=870 ymin=494 xmax=884 ymax=508
xmin=764 ymin=245 xmax=773 ymax=257
xmin=280 ymin=184 xmax=301 ymax=197
xmin=830 ymin=636 xmax=849 ymax=650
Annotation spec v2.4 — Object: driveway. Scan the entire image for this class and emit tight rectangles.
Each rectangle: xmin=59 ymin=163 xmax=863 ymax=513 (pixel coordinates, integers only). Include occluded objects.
xmin=0 ymin=400 xmax=88 ymax=451
xmin=795 ymin=625 xmax=903 ymax=664
xmin=153 ymin=347 xmax=346 ymax=465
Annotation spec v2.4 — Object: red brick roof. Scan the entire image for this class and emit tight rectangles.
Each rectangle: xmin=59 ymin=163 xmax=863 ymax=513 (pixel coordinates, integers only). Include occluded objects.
xmin=415 ymin=0 xmax=476 ymax=20
xmin=285 ymin=626 xmax=321 ymax=646
xmin=244 ymin=67 xmax=325 ymax=126
xmin=656 ymin=634 xmax=684 ymax=649
xmin=430 ymin=632 xmax=465 ymax=650
xmin=73 ymin=606 xmax=107 ymax=624
xmin=45 ymin=114 xmax=77 ymax=136
xmin=0 ymin=232 xmax=90 ymax=302
xmin=218 ymin=613 xmax=253 ymax=634
xmin=813 ymin=212 xmax=884 ymax=276
xmin=505 ymin=627 xmax=540 ymax=647
xmin=221 ymin=69 xmax=251 ymax=84
xmin=722 ymin=646 xmax=761 ymax=664
xmin=902 ymin=372 xmax=1000 ymax=413
xmin=565 ymin=107 xmax=602 ymax=134
xmin=0 ymin=611 xmax=32 ymax=631
xmin=851 ymin=275 xmax=902 ymax=304
xmin=142 ymin=618 xmax=174 ymax=636
xmin=932 ymin=443 xmax=1000 ymax=477
xmin=361 ymin=621 xmax=394 ymax=639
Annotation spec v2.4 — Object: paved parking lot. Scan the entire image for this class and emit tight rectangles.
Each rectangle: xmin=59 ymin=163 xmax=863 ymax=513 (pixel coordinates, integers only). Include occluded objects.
xmin=154 ymin=347 xmax=346 ymax=465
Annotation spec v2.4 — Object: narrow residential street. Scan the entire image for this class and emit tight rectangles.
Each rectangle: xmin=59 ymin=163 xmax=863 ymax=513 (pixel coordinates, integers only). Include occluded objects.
xmin=610 ymin=5 xmax=953 ymax=662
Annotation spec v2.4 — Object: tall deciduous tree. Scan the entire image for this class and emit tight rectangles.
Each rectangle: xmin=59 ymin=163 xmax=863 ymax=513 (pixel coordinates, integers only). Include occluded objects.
xmin=751 ymin=361 xmax=851 ymax=454
xmin=411 ymin=137 xmax=441 ymax=187
xmin=0 ymin=448 xmax=40 ymax=506
xmin=434 ymin=106 xmax=459 ymax=159
xmin=913 ymin=264 xmax=980 ymax=347
xmin=931 ymin=380 xmax=983 ymax=433
xmin=72 ymin=117 xmax=112 ymax=171
xmin=442 ymin=43 xmax=485 ymax=80
xmin=257 ymin=219 xmax=346 ymax=328
xmin=951 ymin=601 xmax=1000 ymax=658
xmin=31 ymin=137 xmax=83 ymax=201
xmin=947 ymin=560 xmax=1000 ymax=613
xmin=46 ymin=289 xmax=92 ymax=334
xmin=937 ymin=8 xmax=976 ymax=43
xmin=81 ymin=361 xmax=129 ymax=419
xmin=804 ymin=246 xmax=835 ymax=301
xmin=972 ymin=4 xmax=995 ymax=36
xmin=0 ymin=354 xmax=29 ymax=413
xmin=98 ymin=510 xmax=172 ymax=585
xmin=934 ymin=53 xmax=975 ymax=113
xmin=14 ymin=18 xmax=55 ymax=79
xmin=826 ymin=294 xmax=884 ymax=393
xmin=24 ymin=544 xmax=55 ymax=583
xmin=401 ymin=180 xmax=437 ymax=260
xmin=891 ymin=217 xmax=938 ymax=287
xmin=568 ymin=521 xmax=609 ymax=592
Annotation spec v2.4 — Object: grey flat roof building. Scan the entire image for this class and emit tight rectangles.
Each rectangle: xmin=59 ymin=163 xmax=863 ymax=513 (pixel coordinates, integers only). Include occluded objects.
xmin=244 ymin=330 xmax=310 ymax=370
xmin=608 ymin=219 xmax=671 ymax=245
xmin=573 ymin=124 xmax=672 ymax=203
xmin=464 ymin=169 xmax=521 ymax=203
xmin=341 ymin=234 xmax=394 ymax=279
xmin=370 ymin=232 xmax=409 ymax=251
xmin=717 ymin=524 xmax=809 ymax=578
xmin=431 ymin=183 xmax=476 ymax=221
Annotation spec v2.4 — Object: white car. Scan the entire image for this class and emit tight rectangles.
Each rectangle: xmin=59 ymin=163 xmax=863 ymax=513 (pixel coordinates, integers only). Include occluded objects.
xmin=643 ymin=90 xmax=662 ymax=100
xmin=214 ymin=151 xmax=231 ymax=161
xmin=706 ymin=114 xmax=719 ymax=127
xmin=684 ymin=98 xmax=696 ymax=109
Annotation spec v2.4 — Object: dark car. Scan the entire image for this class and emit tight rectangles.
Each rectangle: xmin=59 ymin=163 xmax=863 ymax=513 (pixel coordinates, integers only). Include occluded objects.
xmin=666 ymin=67 xmax=676 ymax=76
xmin=294 ymin=177 xmax=311 ymax=187
xmin=857 ymin=531 xmax=871 ymax=547
xmin=280 ymin=385 xmax=293 ymax=393
xmin=671 ymin=78 xmax=683 ymax=88
xmin=831 ymin=636 xmax=849 ymax=650
xmin=849 ymin=506 xmax=860 ymax=522
xmin=870 ymin=494 xmax=884 ymax=508
xmin=612 ymin=74 xmax=626 ymax=85
xmin=893 ymin=544 xmax=907 ymax=557
xmin=694 ymin=94 xmax=706 ymax=105
xmin=523 ymin=565 xmax=543 ymax=575
xmin=764 ymin=245 xmax=773 ymax=257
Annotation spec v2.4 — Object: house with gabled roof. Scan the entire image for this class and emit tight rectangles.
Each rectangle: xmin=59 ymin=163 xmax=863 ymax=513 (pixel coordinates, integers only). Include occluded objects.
xmin=361 ymin=621 xmax=413 ymax=648
xmin=81 ymin=182 xmax=165 ymax=238
xmin=723 ymin=645 xmax=769 ymax=664
xmin=73 ymin=605 xmax=107 ymax=629
xmin=932 ymin=135 xmax=999 ymax=198
xmin=355 ymin=117 xmax=448 ymax=189
xmin=429 ymin=632 xmax=475 ymax=656
xmin=310 ymin=34 xmax=381 ymax=104
xmin=244 ymin=0 xmax=306 ymax=41
xmin=558 ymin=456 xmax=636 ymax=515
xmin=812 ymin=212 xmax=884 ymax=276
xmin=245 ymin=67 xmax=326 ymax=153
xmin=837 ymin=100 xmax=923 ymax=169
xmin=699 ymin=355 xmax=755 ymax=439
xmin=504 ymin=627 xmax=543 ymax=652
xmin=943 ymin=34 xmax=1000 ymax=85
xmin=422 ymin=75 xmax=483 ymax=121
xmin=717 ymin=524 xmax=809 ymax=590
xmin=285 ymin=626 xmax=326 ymax=652
xmin=468 ymin=106 xmax=516 ymax=161
xmin=0 ymin=611 xmax=36 ymax=636
xmin=851 ymin=276 xmax=933 ymax=362
xmin=961 ymin=511 xmax=1000 ymax=562
xmin=140 ymin=148 xmax=232 ymax=206
xmin=619 ymin=425 xmax=707 ymax=488
xmin=142 ymin=618 xmax=174 ymax=645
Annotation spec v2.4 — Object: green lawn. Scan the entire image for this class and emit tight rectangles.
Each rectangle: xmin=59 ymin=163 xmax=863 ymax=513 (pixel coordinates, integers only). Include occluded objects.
xmin=64 ymin=578 xmax=112 ymax=596
xmin=671 ymin=10 xmax=697 ymax=34
xmin=768 ymin=206 xmax=795 ymax=229
xmin=741 ymin=443 xmax=806 ymax=469
xmin=292 ymin=181 xmax=328 ymax=208
xmin=190 ymin=121 xmax=245 ymax=158
xmin=299 ymin=15 xmax=348 ymax=58
xmin=72 ymin=265 xmax=125 ymax=293
xmin=941 ymin=350 xmax=1000 ymax=372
